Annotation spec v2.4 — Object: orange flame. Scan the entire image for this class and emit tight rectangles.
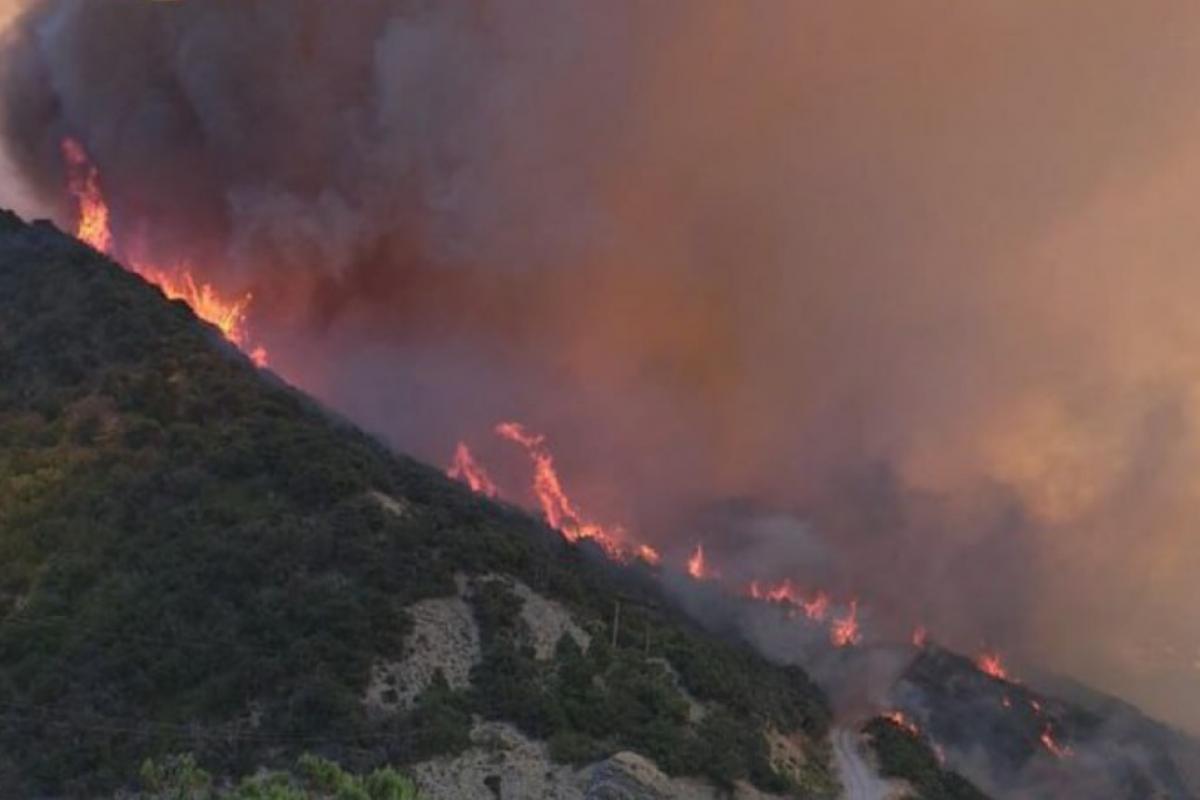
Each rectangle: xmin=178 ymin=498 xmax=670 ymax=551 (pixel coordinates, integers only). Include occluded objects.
xmin=60 ymin=138 xmax=111 ymax=253
xmin=884 ymin=710 xmax=921 ymax=736
xmin=1040 ymin=725 xmax=1072 ymax=759
xmin=830 ymin=599 xmax=861 ymax=647
xmin=494 ymin=421 xmax=657 ymax=563
xmin=976 ymin=651 xmax=1011 ymax=681
xmin=448 ymin=441 xmax=499 ymax=497
xmin=635 ymin=544 xmax=662 ymax=565
xmin=805 ymin=591 xmax=832 ymax=622
xmin=746 ymin=578 xmax=832 ymax=622
xmin=912 ymin=625 xmax=928 ymax=648
xmin=133 ymin=263 xmax=266 ymax=365
xmin=61 ymin=137 xmax=267 ymax=365
xmin=686 ymin=543 xmax=718 ymax=580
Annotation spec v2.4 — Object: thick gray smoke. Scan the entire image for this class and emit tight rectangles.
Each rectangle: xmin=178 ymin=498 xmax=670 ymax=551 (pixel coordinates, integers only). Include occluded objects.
xmin=2 ymin=0 xmax=1200 ymax=739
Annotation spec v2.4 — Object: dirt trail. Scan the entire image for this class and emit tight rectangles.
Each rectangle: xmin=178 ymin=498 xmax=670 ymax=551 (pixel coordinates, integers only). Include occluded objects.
xmin=831 ymin=727 xmax=894 ymax=800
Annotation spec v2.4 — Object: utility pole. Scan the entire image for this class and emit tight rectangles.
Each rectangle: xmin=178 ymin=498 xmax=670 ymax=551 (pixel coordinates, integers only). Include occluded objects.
xmin=611 ymin=599 xmax=620 ymax=648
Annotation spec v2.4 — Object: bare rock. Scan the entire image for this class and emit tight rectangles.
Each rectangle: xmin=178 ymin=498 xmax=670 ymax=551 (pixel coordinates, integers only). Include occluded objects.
xmin=364 ymin=586 xmax=480 ymax=713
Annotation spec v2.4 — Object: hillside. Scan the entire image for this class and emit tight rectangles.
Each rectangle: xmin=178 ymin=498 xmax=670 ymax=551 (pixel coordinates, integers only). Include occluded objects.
xmin=0 ymin=210 xmax=848 ymax=798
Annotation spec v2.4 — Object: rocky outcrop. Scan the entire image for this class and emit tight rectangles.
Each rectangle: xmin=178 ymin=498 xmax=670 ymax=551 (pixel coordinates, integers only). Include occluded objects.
xmin=364 ymin=577 xmax=480 ymax=713
xmin=508 ymin=577 xmax=591 ymax=659
xmin=413 ymin=721 xmax=581 ymax=800
xmin=584 ymin=752 xmax=675 ymax=799
xmin=413 ymin=722 xmax=787 ymax=800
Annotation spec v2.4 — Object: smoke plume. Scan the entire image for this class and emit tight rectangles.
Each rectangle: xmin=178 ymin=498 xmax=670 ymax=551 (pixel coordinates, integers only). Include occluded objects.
xmin=2 ymin=0 xmax=1200 ymax=737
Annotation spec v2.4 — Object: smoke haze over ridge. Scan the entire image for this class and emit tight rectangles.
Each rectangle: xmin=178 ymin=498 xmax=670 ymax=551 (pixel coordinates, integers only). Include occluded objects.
xmin=2 ymin=0 xmax=1199 ymax=735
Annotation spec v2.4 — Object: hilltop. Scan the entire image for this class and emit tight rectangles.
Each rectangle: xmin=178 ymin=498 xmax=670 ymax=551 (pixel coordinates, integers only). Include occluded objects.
xmin=0 ymin=210 xmax=856 ymax=798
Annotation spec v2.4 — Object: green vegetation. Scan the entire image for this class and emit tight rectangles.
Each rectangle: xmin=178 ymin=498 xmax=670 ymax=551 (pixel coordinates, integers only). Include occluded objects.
xmin=863 ymin=716 xmax=989 ymax=800
xmin=138 ymin=753 xmax=419 ymax=799
xmin=0 ymin=213 xmax=834 ymax=795
xmin=468 ymin=578 xmax=832 ymax=792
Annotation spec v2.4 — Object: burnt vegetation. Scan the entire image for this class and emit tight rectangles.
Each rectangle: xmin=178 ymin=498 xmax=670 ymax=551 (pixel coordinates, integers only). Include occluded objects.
xmin=0 ymin=212 xmax=835 ymax=796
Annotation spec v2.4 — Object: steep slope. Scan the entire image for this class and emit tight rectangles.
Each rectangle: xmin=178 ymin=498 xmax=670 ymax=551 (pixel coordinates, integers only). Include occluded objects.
xmin=0 ymin=210 xmax=836 ymax=798
xmin=888 ymin=646 xmax=1196 ymax=799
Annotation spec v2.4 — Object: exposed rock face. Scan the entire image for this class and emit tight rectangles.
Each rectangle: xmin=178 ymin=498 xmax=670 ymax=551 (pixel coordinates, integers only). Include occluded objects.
xmin=412 ymin=722 xmax=786 ymax=800
xmin=765 ymin=726 xmax=809 ymax=787
xmin=413 ymin=721 xmax=581 ymax=800
xmin=369 ymin=489 xmax=414 ymax=519
xmin=584 ymin=752 xmax=674 ymax=799
xmin=508 ymin=577 xmax=591 ymax=659
xmin=414 ymin=724 xmax=717 ymax=800
xmin=648 ymin=656 xmax=708 ymax=723
xmin=363 ymin=573 xmax=586 ymax=715
xmin=381 ymin=575 xmax=794 ymax=800
xmin=364 ymin=578 xmax=480 ymax=712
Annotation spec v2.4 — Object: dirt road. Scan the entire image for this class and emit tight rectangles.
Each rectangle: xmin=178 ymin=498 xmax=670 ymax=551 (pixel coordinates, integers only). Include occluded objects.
xmin=831 ymin=727 xmax=894 ymax=800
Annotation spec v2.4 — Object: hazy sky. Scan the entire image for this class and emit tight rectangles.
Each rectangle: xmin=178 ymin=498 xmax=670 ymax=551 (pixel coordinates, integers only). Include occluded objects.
xmin=1 ymin=0 xmax=1199 ymax=734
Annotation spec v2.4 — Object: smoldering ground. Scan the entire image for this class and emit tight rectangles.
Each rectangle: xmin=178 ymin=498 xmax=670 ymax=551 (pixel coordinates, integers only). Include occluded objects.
xmin=2 ymin=0 xmax=1200 ymax=741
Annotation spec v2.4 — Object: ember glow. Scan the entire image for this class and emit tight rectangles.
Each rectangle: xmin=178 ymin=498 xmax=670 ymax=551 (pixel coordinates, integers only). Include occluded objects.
xmin=976 ymin=651 xmax=1011 ymax=681
xmin=884 ymin=710 xmax=920 ymax=737
xmin=1040 ymin=725 xmax=1073 ymax=759
xmin=745 ymin=578 xmax=831 ymax=622
xmin=447 ymin=442 xmax=499 ymax=498
xmin=912 ymin=626 xmax=928 ymax=648
xmin=60 ymin=138 xmax=267 ymax=365
xmin=830 ymin=599 xmax=861 ymax=648
xmin=685 ymin=543 xmax=716 ymax=580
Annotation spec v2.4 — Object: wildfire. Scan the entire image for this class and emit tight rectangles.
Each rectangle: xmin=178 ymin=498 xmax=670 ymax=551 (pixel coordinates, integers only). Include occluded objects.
xmin=884 ymin=710 xmax=921 ymax=736
xmin=686 ymin=543 xmax=717 ymax=580
xmin=743 ymin=578 xmax=859 ymax=646
xmin=450 ymin=425 xmax=864 ymax=644
xmin=134 ymin=263 xmax=266 ymax=365
xmin=976 ymin=651 xmax=1011 ymax=681
xmin=746 ymin=578 xmax=831 ymax=622
xmin=830 ymin=599 xmax=862 ymax=647
xmin=493 ymin=422 xmax=657 ymax=563
xmin=912 ymin=625 xmax=928 ymax=648
xmin=61 ymin=138 xmax=111 ymax=253
xmin=1040 ymin=725 xmax=1073 ymax=759
xmin=448 ymin=442 xmax=499 ymax=497
xmin=60 ymin=137 xmax=267 ymax=365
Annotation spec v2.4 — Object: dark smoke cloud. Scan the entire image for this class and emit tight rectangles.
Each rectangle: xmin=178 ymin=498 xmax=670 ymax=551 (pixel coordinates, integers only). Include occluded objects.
xmin=3 ymin=0 xmax=1200 ymax=735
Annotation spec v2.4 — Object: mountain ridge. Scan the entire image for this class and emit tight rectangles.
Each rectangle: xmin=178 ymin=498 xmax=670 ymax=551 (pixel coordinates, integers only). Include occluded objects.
xmin=3 ymin=208 xmax=1193 ymax=799
xmin=0 ymin=210 xmax=849 ymax=798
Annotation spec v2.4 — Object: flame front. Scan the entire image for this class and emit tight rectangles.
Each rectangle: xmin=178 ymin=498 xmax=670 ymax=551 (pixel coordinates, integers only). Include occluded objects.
xmin=686 ymin=543 xmax=717 ymax=580
xmin=493 ymin=421 xmax=656 ymax=563
xmin=61 ymin=137 xmax=267 ymax=366
xmin=912 ymin=625 xmax=928 ymax=648
xmin=975 ymin=651 xmax=1011 ymax=681
xmin=451 ymin=423 xmax=866 ymax=646
xmin=1039 ymin=725 xmax=1072 ymax=759
xmin=448 ymin=442 xmax=499 ymax=497
xmin=830 ymin=599 xmax=861 ymax=647
xmin=60 ymin=138 xmax=112 ymax=253
xmin=884 ymin=710 xmax=921 ymax=737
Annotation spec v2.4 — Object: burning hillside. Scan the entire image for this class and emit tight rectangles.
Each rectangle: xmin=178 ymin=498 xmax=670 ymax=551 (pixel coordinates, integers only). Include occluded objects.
xmin=61 ymin=138 xmax=267 ymax=366
xmin=0 ymin=216 xmax=848 ymax=797
xmin=2 ymin=0 xmax=1200 ymax=759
